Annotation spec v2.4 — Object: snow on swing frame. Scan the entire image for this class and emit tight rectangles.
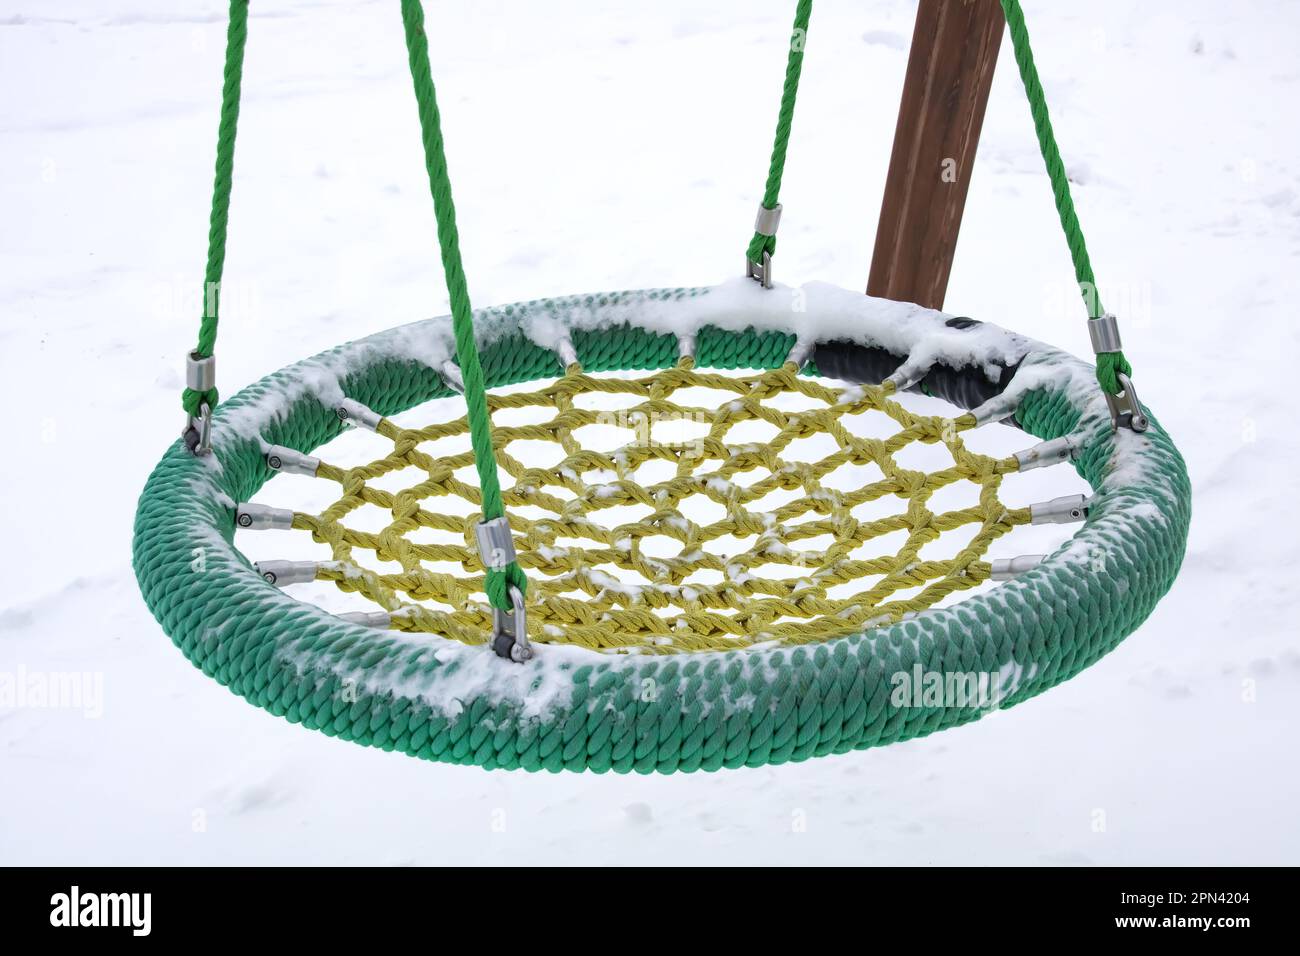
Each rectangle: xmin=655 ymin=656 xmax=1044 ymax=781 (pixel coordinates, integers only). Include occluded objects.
xmin=133 ymin=279 xmax=1190 ymax=773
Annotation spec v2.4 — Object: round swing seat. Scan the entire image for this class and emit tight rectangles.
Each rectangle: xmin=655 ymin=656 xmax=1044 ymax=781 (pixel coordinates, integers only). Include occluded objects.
xmin=133 ymin=282 xmax=1190 ymax=773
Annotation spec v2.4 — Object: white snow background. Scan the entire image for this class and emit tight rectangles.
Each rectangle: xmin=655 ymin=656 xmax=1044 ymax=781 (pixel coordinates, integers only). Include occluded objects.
xmin=1 ymin=0 xmax=1297 ymax=865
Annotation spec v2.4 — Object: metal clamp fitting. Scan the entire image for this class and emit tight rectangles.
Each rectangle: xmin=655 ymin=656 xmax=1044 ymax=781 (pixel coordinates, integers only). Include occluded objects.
xmin=335 ymin=398 xmax=382 ymax=431
xmin=1104 ymin=372 xmax=1149 ymax=433
xmin=1087 ymin=313 xmax=1123 ymax=354
xmin=254 ymin=560 xmax=318 ymax=587
xmin=265 ymin=445 xmax=320 ymax=477
xmin=1030 ymin=494 xmax=1089 ymax=525
xmin=235 ymin=503 xmax=295 ymax=530
xmin=1015 ymin=435 xmax=1078 ymax=471
xmin=440 ymin=361 xmax=465 ymax=395
xmin=187 ymin=351 xmax=216 ymax=391
xmin=474 ymin=516 xmax=516 ymax=570
xmin=475 ymin=518 xmax=530 ymax=660
xmin=556 ymin=337 xmax=579 ymax=369
xmin=491 ymin=584 xmax=531 ymax=663
xmin=754 ymin=202 xmax=783 ymax=237
xmin=990 ymin=554 xmax=1046 ymax=582
xmin=183 ymin=351 xmax=216 ymax=456
xmin=784 ymin=339 xmax=814 ymax=370
xmin=746 ymin=250 xmax=773 ymax=289
xmin=884 ymin=364 xmax=924 ymax=393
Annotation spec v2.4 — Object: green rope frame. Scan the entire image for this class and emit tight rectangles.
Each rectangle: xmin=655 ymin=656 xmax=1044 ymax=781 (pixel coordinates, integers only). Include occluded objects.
xmin=134 ymin=289 xmax=1189 ymax=773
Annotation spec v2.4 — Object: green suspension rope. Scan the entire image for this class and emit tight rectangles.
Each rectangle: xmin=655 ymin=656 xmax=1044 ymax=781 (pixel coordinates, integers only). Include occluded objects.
xmin=181 ymin=0 xmax=1133 ymax=621
xmin=745 ymin=0 xmax=813 ymax=272
xmin=999 ymin=0 xmax=1132 ymax=395
xmin=398 ymin=0 xmax=526 ymax=611
xmin=181 ymin=0 xmax=524 ymax=610
xmin=181 ymin=0 xmax=248 ymax=420
xmin=743 ymin=0 xmax=1133 ymax=396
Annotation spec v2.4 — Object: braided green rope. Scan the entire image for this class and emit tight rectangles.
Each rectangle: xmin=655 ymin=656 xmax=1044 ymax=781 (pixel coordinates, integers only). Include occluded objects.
xmin=399 ymin=0 xmax=525 ymax=609
xmin=999 ymin=0 xmax=1131 ymax=395
xmin=745 ymin=0 xmax=813 ymax=270
xmin=133 ymin=294 xmax=1192 ymax=772
xmin=181 ymin=0 xmax=248 ymax=419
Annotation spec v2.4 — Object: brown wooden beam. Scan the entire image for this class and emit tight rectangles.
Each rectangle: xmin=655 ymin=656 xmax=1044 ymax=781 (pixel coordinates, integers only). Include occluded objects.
xmin=867 ymin=0 xmax=1004 ymax=309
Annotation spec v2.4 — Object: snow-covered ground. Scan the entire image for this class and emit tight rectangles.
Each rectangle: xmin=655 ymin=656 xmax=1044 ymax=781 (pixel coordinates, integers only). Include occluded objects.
xmin=2 ymin=0 xmax=1297 ymax=865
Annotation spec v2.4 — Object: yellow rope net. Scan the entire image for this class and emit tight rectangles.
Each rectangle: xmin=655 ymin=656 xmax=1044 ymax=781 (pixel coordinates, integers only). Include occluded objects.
xmin=287 ymin=360 xmax=1030 ymax=654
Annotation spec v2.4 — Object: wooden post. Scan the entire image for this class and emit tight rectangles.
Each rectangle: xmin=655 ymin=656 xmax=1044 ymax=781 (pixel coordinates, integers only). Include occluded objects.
xmin=867 ymin=0 xmax=1004 ymax=309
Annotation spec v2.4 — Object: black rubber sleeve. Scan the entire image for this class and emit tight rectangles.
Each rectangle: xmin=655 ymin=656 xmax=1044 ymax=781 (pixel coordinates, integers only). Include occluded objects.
xmin=812 ymin=317 xmax=1024 ymax=422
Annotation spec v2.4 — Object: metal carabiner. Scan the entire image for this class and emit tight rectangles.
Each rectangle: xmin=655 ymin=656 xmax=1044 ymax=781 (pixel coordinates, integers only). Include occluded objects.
xmin=745 ymin=250 xmax=773 ymax=289
xmin=183 ymin=401 xmax=212 ymax=455
xmin=1104 ymin=371 xmax=1149 ymax=433
xmin=491 ymin=584 xmax=531 ymax=663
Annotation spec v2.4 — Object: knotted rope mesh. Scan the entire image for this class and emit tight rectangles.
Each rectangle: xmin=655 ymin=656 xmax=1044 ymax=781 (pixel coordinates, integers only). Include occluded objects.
xmin=271 ymin=360 xmax=1031 ymax=654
